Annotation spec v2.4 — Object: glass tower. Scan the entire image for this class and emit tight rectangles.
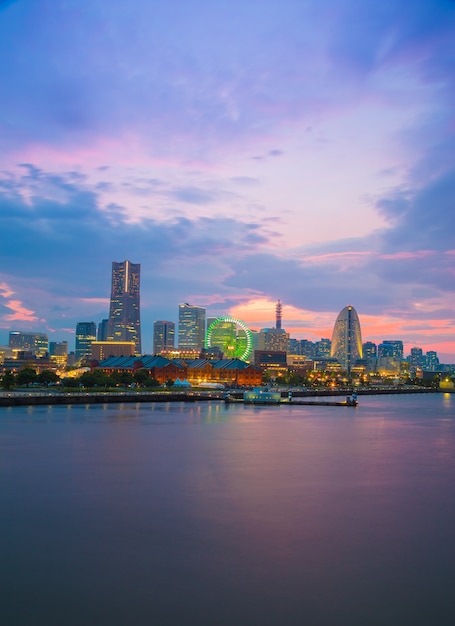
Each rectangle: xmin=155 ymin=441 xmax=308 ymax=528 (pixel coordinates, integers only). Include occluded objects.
xmin=75 ymin=322 xmax=97 ymax=362
xmin=153 ymin=320 xmax=175 ymax=354
xmin=178 ymin=303 xmax=206 ymax=351
xmin=330 ymin=305 xmax=363 ymax=372
xmin=107 ymin=260 xmax=141 ymax=355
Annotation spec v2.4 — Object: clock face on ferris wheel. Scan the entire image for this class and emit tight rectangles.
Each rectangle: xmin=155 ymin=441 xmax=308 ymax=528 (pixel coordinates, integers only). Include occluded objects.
xmin=205 ymin=316 xmax=253 ymax=361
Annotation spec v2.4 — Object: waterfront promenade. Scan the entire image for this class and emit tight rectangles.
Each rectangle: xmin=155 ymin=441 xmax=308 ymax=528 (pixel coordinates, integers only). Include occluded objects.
xmin=0 ymin=386 xmax=441 ymax=407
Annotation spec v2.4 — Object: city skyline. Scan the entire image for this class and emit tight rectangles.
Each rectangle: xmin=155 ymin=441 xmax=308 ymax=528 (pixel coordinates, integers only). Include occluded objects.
xmin=0 ymin=1 xmax=454 ymax=361
xmin=2 ymin=294 xmax=450 ymax=365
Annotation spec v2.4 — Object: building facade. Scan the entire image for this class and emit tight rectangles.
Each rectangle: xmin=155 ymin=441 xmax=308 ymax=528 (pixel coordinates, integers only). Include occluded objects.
xmin=91 ymin=341 xmax=136 ymax=362
xmin=107 ymin=260 xmax=141 ymax=355
xmin=153 ymin=320 xmax=175 ymax=354
xmin=97 ymin=318 xmax=109 ymax=341
xmin=257 ymin=328 xmax=290 ymax=353
xmin=75 ymin=322 xmax=97 ymax=363
xmin=378 ymin=340 xmax=403 ymax=359
xmin=9 ymin=331 xmax=48 ymax=357
xmin=178 ymin=303 xmax=206 ymax=351
xmin=49 ymin=341 xmax=68 ymax=367
xmin=330 ymin=305 xmax=363 ymax=372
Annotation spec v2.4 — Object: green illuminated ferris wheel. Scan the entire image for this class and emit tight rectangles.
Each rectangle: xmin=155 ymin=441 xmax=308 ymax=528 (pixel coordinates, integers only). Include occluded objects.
xmin=205 ymin=316 xmax=253 ymax=362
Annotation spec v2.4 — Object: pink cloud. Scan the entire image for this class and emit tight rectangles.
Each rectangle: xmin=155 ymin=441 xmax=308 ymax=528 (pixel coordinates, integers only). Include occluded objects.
xmin=0 ymin=282 xmax=14 ymax=299
xmin=2 ymin=300 xmax=38 ymax=322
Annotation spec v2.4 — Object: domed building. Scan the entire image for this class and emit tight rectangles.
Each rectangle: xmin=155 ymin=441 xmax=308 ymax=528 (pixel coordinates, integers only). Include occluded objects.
xmin=331 ymin=305 xmax=363 ymax=373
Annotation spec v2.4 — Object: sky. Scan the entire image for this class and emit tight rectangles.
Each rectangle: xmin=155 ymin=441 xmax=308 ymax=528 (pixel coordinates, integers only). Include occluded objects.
xmin=0 ymin=0 xmax=454 ymax=361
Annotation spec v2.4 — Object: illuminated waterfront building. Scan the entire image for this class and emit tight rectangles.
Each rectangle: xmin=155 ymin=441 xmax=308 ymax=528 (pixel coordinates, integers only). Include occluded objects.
xmin=49 ymin=341 xmax=68 ymax=367
xmin=178 ymin=304 xmax=206 ymax=351
xmin=9 ymin=331 xmax=48 ymax=357
xmin=91 ymin=341 xmax=136 ymax=361
xmin=107 ymin=260 xmax=141 ymax=355
xmin=153 ymin=321 xmax=175 ymax=354
xmin=330 ymin=305 xmax=363 ymax=372
xmin=75 ymin=322 xmax=97 ymax=363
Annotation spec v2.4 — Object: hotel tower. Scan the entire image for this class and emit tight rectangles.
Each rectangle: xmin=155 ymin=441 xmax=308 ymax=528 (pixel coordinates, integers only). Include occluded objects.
xmin=330 ymin=305 xmax=363 ymax=373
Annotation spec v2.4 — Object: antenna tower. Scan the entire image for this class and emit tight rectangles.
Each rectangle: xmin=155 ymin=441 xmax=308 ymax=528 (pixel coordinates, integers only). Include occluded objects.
xmin=276 ymin=299 xmax=282 ymax=330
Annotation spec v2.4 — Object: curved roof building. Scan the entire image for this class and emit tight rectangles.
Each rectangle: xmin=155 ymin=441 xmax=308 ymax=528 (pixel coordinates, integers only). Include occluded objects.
xmin=331 ymin=305 xmax=363 ymax=372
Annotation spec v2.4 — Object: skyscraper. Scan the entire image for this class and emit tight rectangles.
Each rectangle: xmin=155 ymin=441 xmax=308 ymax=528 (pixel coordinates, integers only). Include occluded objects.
xmin=331 ymin=305 xmax=363 ymax=372
xmin=75 ymin=322 xmax=97 ymax=362
xmin=178 ymin=303 xmax=206 ymax=351
xmin=107 ymin=260 xmax=141 ymax=355
xmin=153 ymin=320 xmax=175 ymax=354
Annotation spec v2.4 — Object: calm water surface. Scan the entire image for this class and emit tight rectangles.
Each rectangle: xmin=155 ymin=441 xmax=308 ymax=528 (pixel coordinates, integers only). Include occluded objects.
xmin=1 ymin=393 xmax=455 ymax=625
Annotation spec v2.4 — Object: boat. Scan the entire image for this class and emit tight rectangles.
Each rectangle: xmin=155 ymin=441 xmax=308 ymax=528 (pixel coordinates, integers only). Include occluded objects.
xmin=243 ymin=388 xmax=282 ymax=404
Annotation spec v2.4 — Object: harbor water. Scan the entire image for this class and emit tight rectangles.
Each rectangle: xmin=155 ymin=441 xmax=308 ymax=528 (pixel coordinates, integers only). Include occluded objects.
xmin=1 ymin=393 xmax=455 ymax=625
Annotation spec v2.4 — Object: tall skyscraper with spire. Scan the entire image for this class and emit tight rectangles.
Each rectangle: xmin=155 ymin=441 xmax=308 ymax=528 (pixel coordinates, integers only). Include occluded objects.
xmin=107 ymin=260 xmax=141 ymax=355
xmin=330 ymin=305 xmax=363 ymax=372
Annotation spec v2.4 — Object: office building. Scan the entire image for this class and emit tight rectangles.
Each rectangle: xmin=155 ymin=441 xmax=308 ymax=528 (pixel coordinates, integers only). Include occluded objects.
xmin=49 ymin=341 xmax=68 ymax=367
xmin=424 ymin=350 xmax=439 ymax=371
xmin=316 ymin=338 xmax=331 ymax=357
xmin=9 ymin=331 xmax=48 ymax=357
xmin=75 ymin=322 xmax=97 ymax=363
xmin=300 ymin=339 xmax=317 ymax=358
xmin=178 ymin=303 xmax=206 ymax=351
xmin=91 ymin=341 xmax=136 ymax=362
xmin=257 ymin=328 xmax=290 ymax=353
xmin=153 ymin=321 xmax=175 ymax=354
xmin=408 ymin=346 xmax=423 ymax=370
xmin=363 ymin=341 xmax=377 ymax=360
xmin=97 ymin=318 xmax=109 ymax=341
xmin=107 ymin=260 xmax=141 ymax=355
xmin=378 ymin=341 xmax=403 ymax=359
xmin=331 ymin=305 xmax=363 ymax=372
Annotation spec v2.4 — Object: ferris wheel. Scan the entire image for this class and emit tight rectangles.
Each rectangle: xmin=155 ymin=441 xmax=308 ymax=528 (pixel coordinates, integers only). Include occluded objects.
xmin=205 ymin=316 xmax=253 ymax=361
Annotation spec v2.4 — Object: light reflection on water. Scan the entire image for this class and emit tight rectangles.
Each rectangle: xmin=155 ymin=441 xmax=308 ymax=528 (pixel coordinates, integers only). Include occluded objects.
xmin=1 ymin=394 xmax=454 ymax=626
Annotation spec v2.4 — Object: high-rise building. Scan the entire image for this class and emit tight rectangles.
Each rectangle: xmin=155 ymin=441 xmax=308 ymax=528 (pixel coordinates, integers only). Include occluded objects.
xmin=378 ymin=340 xmax=403 ymax=359
xmin=408 ymin=346 xmax=423 ymax=370
xmin=257 ymin=328 xmax=290 ymax=353
xmin=97 ymin=318 xmax=109 ymax=341
xmin=153 ymin=321 xmax=175 ymax=354
xmin=316 ymin=338 xmax=331 ymax=357
xmin=424 ymin=350 xmax=439 ymax=371
xmin=331 ymin=305 xmax=363 ymax=372
xmin=107 ymin=260 xmax=141 ymax=355
xmin=9 ymin=331 xmax=48 ymax=357
xmin=300 ymin=339 xmax=317 ymax=358
xmin=178 ymin=303 xmax=206 ymax=351
xmin=75 ymin=322 xmax=97 ymax=362
xmin=363 ymin=341 xmax=377 ymax=360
